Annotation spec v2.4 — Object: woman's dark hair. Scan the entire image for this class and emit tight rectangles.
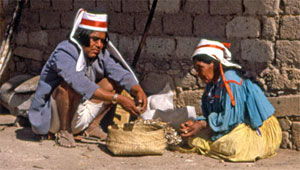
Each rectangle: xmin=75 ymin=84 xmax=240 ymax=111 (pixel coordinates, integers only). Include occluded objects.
xmin=73 ymin=27 xmax=109 ymax=52
xmin=193 ymin=54 xmax=217 ymax=64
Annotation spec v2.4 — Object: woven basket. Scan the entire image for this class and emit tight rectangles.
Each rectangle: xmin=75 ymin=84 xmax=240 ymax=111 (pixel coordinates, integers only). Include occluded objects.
xmin=106 ymin=124 xmax=167 ymax=155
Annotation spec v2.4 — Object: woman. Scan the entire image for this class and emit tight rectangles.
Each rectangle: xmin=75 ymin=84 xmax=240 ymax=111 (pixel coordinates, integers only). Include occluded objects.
xmin=180 ymin=39 xmax=282 ymax=162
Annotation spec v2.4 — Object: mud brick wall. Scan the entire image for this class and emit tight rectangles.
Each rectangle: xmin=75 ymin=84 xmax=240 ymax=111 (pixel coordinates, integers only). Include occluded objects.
xmin=0 ymin=0 xmax=299 ymax=150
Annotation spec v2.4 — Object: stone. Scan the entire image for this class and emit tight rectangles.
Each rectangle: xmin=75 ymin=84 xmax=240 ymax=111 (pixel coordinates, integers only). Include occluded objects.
xmin=13 ymin=47 xmax=43 ymax=61
xmin=174 ymin=72 xmax=197 ymax=90
xmin=109 ymin=13 xmax=134 ymax=34
xmin=260 ymin=66 xmax=285 ymax=91
xmin=40 ymin=11 xmax=60 ymax=29
xmin=47 ymin=29 xmax=69 ymax=49
xmin=244 ymin=0 xmax=280 ymax=16
xmin=176 ymin=90 xmax=204 ymax=115
xmin=61 ymin=11 xmax=76 ymax=29
xmin=280 ymin=131 xmax=292 ymax=149
xmin=280 ymin=16 xmax=300 ymax=39
xmin=291 ymin=122 xmax=300 ymax=151
xmin=145 ymin=37 xmax=176 ymax=59
xmin=163 ymin=14 xmax=193 ymax=36
xmin=19 ymin=10 xmax=40 ymax=31
xmin=140 ymin=72 xmax=173 ymax=95
xmin=226 ymin=16 xmax=260 ymax=38
xmin=15 ymin=31 xmax=28 ymax=46
xmin=278 ymin=117 xmax=292 ymax=131
xmin=135 ymin=14 xmax=162 ymax=35
xmin=210 ymin=0 xmax=243 ymax=15
xmin=269 ymin=95 xmax=300 ymax=117
xmin=52 ymin=0 xmax=73 ymax=11
xmin=122 ymin=0 xmax=148 ymax=13
xmin=276 ymin=40 xmax=300 ymax=68
xmin=150 ymin=0 xmax=180 ymax=13
xmin=74 ymin=0 xmax=97 ymax=11
xmin=183 ymin=0 xmax=209 ymax=14
xmin=174 ymin=37 xmax=199 ymax=59
xmin=194 ymin=15 xmax=227 ymax=39
xmin=283 ymin=0 xmax=300 ymax=15
xmin=262 ymin=17 xmax=278 ymax=40
xmin=241 ymin=39 xmax=274 ymax=72
xmin=29 ymin=0 xmax=51 ymax=10
xmin=28 ymin=31 xmax=48 ymax=48
xmin=118 ymin=35 xmax=141 ymax=61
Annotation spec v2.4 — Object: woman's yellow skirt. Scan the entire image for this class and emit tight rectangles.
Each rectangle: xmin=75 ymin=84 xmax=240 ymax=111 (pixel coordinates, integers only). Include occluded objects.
xmin=187 ymin=116 xmax=282 ymax=162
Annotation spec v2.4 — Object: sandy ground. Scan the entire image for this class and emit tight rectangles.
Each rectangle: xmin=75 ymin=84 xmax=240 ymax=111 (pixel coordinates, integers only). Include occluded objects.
xmin=0 ymin=114 xmax=300 ymax=170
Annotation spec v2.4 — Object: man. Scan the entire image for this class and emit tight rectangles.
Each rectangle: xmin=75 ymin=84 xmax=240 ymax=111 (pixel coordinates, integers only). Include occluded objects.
xmin=28 ymin=9 xmax=147 ymax=148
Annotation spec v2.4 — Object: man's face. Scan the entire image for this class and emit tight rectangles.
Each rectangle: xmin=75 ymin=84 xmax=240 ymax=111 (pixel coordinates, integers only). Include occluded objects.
xmin=83 ymin=31 xmax=106 ymax=59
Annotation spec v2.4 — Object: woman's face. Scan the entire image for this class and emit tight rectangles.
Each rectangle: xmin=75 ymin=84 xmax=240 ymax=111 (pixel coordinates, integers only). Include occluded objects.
xmin=193 ymin=60 xmax=215 ymax=83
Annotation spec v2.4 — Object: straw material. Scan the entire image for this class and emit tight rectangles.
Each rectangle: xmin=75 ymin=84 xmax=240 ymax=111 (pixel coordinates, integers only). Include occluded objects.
xmin=106 ymin=124 xmax=167 ymax=155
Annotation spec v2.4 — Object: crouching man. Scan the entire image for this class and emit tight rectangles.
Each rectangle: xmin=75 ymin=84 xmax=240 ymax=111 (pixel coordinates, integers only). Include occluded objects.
xmin=28 ymin=9 xmax=147 ymax=148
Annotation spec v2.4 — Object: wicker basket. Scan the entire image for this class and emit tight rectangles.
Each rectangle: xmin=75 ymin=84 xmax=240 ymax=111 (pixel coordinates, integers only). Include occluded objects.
xmin=106 ymin=123 xmax=167 ymax=155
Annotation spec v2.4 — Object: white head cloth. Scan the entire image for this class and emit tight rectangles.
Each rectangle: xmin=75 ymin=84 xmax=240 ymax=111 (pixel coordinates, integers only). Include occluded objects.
xmin=69 ymin=8 xmax=108 ymax=72
xmin=191 ymin=39 xmax=241 ymax=69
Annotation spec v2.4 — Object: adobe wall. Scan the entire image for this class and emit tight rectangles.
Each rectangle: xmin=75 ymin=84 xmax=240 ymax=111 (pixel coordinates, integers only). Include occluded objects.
xmin=0 ymin=0 xmax=299 ymax=150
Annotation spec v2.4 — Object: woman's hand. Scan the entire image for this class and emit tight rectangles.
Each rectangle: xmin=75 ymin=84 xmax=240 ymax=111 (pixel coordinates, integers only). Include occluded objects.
xmin=130 ymin=84 xmax=147 ymax=113
xmin=179 ymin=120 xmax=207 ymax=137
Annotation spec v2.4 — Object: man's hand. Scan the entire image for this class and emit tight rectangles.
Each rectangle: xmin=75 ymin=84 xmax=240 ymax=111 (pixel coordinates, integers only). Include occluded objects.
xmin=130 ymin=84 xmax=147 ymax=113
xmin=116 ymin=95 xmax=141 ymax=117
xmin=179 ymin=120 xmax=207 ymax=137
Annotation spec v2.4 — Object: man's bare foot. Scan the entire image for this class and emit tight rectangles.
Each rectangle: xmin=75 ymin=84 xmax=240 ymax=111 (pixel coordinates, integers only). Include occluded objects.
xmin=55 ymin=130 xmax=76 ymax=148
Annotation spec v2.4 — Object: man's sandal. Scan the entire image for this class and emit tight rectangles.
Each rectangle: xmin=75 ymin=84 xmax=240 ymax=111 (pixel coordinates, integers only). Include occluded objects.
xmin=55 ymin=130 xmax=76 ymax=148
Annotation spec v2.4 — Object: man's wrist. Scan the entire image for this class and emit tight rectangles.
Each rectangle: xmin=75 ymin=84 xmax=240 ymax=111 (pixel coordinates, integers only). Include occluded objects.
xmin=112 ymin=93 xmax=118 ymax=104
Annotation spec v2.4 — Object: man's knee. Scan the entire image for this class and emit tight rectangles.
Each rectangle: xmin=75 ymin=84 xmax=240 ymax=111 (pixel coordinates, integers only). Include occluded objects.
xmin=97 ymin=78 xmax=122 ymax=93
xmin=52 ymin=81 xmax=81 ymax=102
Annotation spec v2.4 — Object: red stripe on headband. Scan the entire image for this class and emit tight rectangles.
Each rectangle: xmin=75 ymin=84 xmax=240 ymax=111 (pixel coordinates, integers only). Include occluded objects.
xmin=195 ymin=44 xmax=225 ymax=51
xmin=80 ymin=18 xmax=107 ymax=29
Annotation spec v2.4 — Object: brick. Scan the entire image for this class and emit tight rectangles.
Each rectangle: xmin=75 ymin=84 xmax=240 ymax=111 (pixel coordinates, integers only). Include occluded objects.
xmin=262 ymin=17 xmax=278 ymax=40
xmin=283 ymin=0 xmax=300 ymax=15
xmin=183 ymin=0 xmax=209 ymax=14
xmin=118 ymin=35 xmax=141 ymax=61
xmin=280 ymin=16 xmax=300 ymax=40
xmin=52 ymin=0 xmax=73 ymax=11
xmin=276 ymin=40 xmax=300 ymax=67
xmin=40 ymin=11 xmax=61 ymax=29
xmin=13 ymin=47 xmax=43 ymax=61
xmin=194 ymin=15 xmax=227 ymax=39
xmin=174 ymin=36 xmax=199 ymax=59
xmin=269 ymin=95 xmax=300 ymax=117
xmin=291 ymin=122 xmax=300 ymax=151
xmin=210 ymin=0 xmax=243 ymax=15
xmin=109 ymin=13 xmax=134 ymax=34
xmin=244 ymin=0 xmax=280 ymax=16
xmin=241 ymin=39 xmax=274 ymax=64
xmin=226 ymin=16 xmax=260 ymax=38
xmin=145 ymin=37 xmax=176 ymax=58
xmin=163 ymin=14 xmax=192 ymax=36
xmin=15 ymin=61 xmax=26 ymax=72
xmin=135 ymin=14 xmax=162 ymax=35
xmin=61 ymin=11 xmax=77 ymax=29
xmin=150 ymin=0 xmax=180 ymax=13
xmin=2 ymin=0 xmax=16 ymax=16
xmin=260 ymin=66 xmax=286 ymax=91
xmin=74 ymin=0 xmax=96 ymax=11
xmin=140 ymin=72 xmax=173 ymax=95
xmin=174 ymin=72 xmax=197 ymax=90
xmin=122 ymin=0 xmax=148 ymax=13
xmin=30 ymin=0 xmax=50 ymax=10
xmin=28 ymin=31 xmax=48 ymax=48
xmin=15 ymin=31 xmax=28 ymax=46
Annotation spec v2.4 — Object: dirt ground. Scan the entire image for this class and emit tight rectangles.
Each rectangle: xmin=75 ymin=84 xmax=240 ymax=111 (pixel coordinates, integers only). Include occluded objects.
xmin=0 ymin=114 xmax=299 ymax=170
